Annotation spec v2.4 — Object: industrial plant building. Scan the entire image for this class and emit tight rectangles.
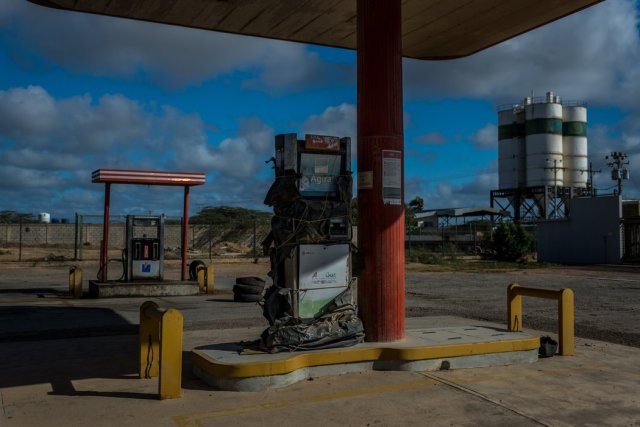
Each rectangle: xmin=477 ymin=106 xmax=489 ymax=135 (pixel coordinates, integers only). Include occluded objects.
xmin=490 ymin=92 xmax=638 ymax=264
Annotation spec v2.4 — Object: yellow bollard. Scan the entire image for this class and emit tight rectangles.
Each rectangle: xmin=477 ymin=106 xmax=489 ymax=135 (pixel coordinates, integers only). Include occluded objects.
xmin=206 ymin=264 xmax=215 ymax=294
xmin=139 ymin=301 xmax=183 ymax=399
xmin=69 ymin=265 xmax=83 ymax=298
xmin=507 ymin=283 xmax=522 ymax=332
xmin=197 ymin=265 xmax=206 ymax=293
xmin=559 ymin=288 xmax=575 ymax=356
xmin=159 ymin=308 xmax=183 ymax=400
xmin=197 ymin=264 xmax=215 ymax=294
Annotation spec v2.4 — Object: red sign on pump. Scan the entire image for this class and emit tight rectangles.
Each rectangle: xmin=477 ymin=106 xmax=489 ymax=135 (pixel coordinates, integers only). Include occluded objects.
xmin=304 ymin=134 xmax=340 ymax=151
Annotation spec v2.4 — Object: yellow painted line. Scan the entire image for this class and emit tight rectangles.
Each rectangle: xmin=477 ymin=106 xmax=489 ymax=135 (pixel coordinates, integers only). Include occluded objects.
xmin=172 ymin=378 xmax=438 ymax=427
xmin=191 ymin=337 xmax=540 ymax=379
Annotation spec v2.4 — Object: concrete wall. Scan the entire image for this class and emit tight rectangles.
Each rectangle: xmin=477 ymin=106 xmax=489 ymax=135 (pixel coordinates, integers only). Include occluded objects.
xmin=0 ymin=223 xmax=194 ymax=248
xmin=537 ymin=195 xmax=623 ymax=264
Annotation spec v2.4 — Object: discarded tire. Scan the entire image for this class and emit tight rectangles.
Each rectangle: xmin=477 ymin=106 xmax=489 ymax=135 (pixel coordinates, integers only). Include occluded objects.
xmin=235 ymin=276 xmax=265 ymax=287
xmin=189 ymin=260 xmax=205 ymax=280
xmin=233 ymin=283 xmax=264 ymax=295
xmin=233 ymin=293 xmax=262 ymax=303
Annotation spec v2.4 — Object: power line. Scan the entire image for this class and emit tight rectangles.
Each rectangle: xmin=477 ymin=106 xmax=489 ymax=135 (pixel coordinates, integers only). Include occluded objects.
xmin=580 ymin=162 xmax=601 ymax=197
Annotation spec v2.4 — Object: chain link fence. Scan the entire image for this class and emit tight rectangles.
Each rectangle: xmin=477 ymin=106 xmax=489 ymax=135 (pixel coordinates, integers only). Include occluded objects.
xmin=0 ymin=213 xmax=272 ymax=262
xmin=405 ymin=222 xmax=497 ymax=262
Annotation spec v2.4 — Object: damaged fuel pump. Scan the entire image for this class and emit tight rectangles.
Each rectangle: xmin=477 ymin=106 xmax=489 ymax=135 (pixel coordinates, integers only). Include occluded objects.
xmin=256 ymin=134 xmax=364 ymax=352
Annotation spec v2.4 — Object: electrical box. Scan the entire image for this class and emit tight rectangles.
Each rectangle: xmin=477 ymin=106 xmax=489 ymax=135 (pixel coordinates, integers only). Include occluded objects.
xmin=126 ymin=215 xmax=164 ymax=281
xmin=622 ymin=169 xmax=630 ymax=180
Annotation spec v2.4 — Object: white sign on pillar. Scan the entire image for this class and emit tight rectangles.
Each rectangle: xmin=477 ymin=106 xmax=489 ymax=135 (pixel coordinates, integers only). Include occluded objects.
xmin=382 ymin=150 xmax=402 ymax=205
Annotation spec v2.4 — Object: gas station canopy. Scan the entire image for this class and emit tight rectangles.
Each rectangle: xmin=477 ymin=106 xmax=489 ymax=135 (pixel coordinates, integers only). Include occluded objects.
xmin=29 ymin=0 xmax=601 ymax=59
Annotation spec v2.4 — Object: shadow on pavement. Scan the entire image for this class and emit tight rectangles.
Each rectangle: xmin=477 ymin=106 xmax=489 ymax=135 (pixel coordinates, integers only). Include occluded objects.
xmin=0 ymin=306 xmax=137 ymax=342
xmin=0 ymin=287 xmax=67 ymax=297
xmin=0 ymin=306 xmax=142 ymax=395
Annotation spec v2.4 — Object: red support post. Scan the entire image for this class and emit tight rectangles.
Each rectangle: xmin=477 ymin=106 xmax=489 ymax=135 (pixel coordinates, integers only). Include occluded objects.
xmin=99 ymin=182 xmax=111 ymax=282
xmin=356 ymin=0 xmax=405 ymax=341
xmin=181 ymin=186 xmax=190 ymax=281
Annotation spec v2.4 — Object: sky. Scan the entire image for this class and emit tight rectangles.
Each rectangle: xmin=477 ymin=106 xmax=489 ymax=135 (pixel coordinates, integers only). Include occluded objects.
xmin=0 ymin=0 xmax=639 ymax=220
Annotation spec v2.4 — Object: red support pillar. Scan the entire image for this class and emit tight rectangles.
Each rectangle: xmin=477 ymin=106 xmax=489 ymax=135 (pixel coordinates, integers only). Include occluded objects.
xmin=356 ymin=0 xmax=405 ymax=342
xmin=99 ymin=182 xmax=111 ymax=282
xmin=181 ymin=186 xmax=190 ymax=281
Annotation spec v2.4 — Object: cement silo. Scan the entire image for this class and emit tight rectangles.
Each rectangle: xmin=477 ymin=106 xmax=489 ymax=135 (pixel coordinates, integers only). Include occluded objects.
xmin=525 ymin=92 xmax=564 ymax=187
xmin=491 ymin=92 xmax=589 ymax=222
xmin=562 ymin=104 xmax=588 ymax=188
xmin=497 ymin=104 xmax=527 ymax=190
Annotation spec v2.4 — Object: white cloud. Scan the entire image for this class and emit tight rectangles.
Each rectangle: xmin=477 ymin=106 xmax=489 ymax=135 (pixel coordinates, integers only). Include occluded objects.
xmin=301 ymin=103 xmax=356 ymax=141
xmin=2 ymin=0 xmax=353 ymax=91
xmin=415 ymin=132 xmax=446 ymax=145
xmin=0 ymin=86 xmax=58 ymax=144
xmin=0 ymin=86 xmax=149 ymax=153
xmin=174 ymin=118 xmax=274 ymax=178
xmin=0 ymin=85 xmax=278 ymax=215
xmin=404 ymin=0 xmax=640 ymax=109
xmin=406 ymin=149 xmax=437 ymax=164
xmin=470 ymin=124 xmax=497 ymax=150
xmin=406 ymin=161 xmax=498 ymax=210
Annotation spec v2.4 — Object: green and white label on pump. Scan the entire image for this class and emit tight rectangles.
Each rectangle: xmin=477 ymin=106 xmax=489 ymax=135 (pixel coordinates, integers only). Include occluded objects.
xmin=382 ymin=150 xmax=402 ymax=205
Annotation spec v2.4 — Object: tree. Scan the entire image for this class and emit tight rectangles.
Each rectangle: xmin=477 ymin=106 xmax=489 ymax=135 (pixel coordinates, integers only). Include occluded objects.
xmin=190 ymin=206 xmax=271 ymax=224
xmin=492 ymin=222 xmax=534 ymax=262
xmin=409 ymin=196 xmax=424 ymax=212
xmin=405 ymin=204 xmax=418 ymax=230
xmin=0 ymin=211 xmax=34 ymax=224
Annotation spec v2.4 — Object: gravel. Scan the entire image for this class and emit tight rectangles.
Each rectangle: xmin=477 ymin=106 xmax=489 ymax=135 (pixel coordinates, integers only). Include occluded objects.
xmin=1 ymin=262 xmax=638 ymax=347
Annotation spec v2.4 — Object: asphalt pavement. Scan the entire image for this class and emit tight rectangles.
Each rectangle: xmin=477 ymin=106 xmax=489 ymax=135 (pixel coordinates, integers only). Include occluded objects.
xmin=1 ymin=261 xmax=640 ymax=426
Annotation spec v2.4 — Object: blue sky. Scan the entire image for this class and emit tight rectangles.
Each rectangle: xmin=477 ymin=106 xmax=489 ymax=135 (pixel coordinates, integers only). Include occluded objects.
xmin=0 ymin=0 xmax=639 ymax=220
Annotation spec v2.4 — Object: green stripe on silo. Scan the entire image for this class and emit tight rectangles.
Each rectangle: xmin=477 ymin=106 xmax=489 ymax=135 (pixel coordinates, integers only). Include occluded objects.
xmin=563 ymin=122 xmax=587 ymax=137
xmin=525 ymin=118 xmax=563 ymax=135
xmin=498 ymin=124 xmax=514 ymax=140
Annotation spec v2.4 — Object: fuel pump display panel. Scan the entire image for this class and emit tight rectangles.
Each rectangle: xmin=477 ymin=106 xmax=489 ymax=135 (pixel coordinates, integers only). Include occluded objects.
xmin=298 ymin=153 xmax=342 ymax=198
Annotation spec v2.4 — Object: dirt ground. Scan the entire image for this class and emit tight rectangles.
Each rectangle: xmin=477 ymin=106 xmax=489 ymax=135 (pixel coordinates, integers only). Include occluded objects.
xmin=0 ymin=259 xmax=639 ymax=347
xmin=0 ymin=244 xmax=254 ymax=263
xmin=404 ymin=263 xmax=640 ymax=347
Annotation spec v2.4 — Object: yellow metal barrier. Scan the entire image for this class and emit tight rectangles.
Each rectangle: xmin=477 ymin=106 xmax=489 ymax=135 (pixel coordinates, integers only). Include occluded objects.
xmin=507 ymin=283 xmax=574 ymax=356
xmin=197 ymin=264 xmax=215 ymax=294
xmin=139 ymin=301 xmax=184 ymax=399
xmin=69 ymin=265 xmax=83 ymax=298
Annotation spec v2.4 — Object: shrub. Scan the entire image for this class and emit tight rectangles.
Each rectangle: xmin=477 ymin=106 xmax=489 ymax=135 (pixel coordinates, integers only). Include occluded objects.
xmin=492 ymin=223 xmax=534 ymax=262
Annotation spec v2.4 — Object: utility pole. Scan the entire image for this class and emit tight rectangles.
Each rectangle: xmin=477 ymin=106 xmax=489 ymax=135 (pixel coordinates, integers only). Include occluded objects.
xmin=545 ymin=158 xmax=563 ymax=192
xmin=581 ymin=162 xmax=601 ymax=197
xmin=544 ymin=158 xmax=563 ymax=219
xmin=606 ymin=152 xmax=629 ymax=197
